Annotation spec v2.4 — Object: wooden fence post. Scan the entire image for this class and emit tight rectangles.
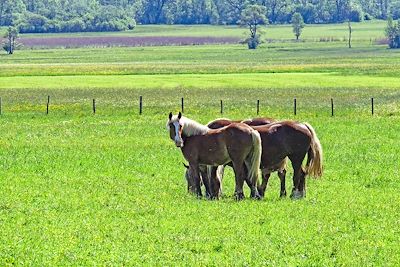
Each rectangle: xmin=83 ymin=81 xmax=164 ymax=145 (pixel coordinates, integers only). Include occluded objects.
xmin=181 ymin=97 xmax=184 ymax=113
xmin=220 ymin=100 xmax=223 ymax=114
xmin=139 ymin=96 xmax=142 ymax=115
xmin=331 ymin=98 xmax=334 ymax=117
xmin=92 ymin=99 xmax=96 ymax=114
xmin=46 ymin=95 xmax=50 ymax=115
xmin=371 ymin=97 xmax=374 ymax=115
xmin=294 ymin=98 xmax=297 ymax=116
xmin=257 ymin=100 xmax=260 ymax=115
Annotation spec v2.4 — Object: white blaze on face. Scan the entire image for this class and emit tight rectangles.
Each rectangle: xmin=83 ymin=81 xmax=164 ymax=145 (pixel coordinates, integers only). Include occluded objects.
xmin=173 ymin=121 xmax=183 ymax=146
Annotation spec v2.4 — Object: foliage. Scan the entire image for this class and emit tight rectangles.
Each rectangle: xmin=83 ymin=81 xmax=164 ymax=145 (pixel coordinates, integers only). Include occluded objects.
xmin=385 ymin=16 xmax=400 ymax=48
xmin=2 ymin=26 xmax=21 ymax=54
xmin=291 ymin=12 xmax=305 ymax=40
xmin=1 ymin=0 xmax=400 ymax=32
xmin=240 ymin=4 xmax=267 ymax=49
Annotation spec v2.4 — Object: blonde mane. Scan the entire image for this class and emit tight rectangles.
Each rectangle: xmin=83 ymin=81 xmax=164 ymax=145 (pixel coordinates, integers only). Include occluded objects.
xmin=168 ymin=115 xmax=209 ymax=137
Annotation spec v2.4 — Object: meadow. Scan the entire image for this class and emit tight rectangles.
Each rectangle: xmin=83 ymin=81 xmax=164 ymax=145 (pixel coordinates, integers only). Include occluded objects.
xmin=1 ymin=23 xmax=400 ymax=266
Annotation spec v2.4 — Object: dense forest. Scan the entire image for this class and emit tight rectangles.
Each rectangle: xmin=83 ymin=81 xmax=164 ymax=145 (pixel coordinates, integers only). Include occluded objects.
xmin=0 ymin=0 xmax=400 ymax=33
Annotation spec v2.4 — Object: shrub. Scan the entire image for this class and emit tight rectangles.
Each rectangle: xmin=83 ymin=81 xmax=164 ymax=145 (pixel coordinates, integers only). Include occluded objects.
xmin=385 ymin=17 xmax=400 ymax=49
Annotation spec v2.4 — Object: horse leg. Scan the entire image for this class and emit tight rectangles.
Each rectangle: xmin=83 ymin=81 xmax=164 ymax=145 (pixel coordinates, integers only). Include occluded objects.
xmin=199 ymin=165 xmax=211 ymax=199
xmin=216 ymin=165 xmax=225 ymax=197
xmin=243 ymin=161 xmax=261 ymax=199
xmin=189 ymin=163 xmax=202 ymax=198
xmin=297 ymin=168 xmax=306 ymax=198
xmin=208 ymin=166 xmax=221 ymax=200
xmin=278 ymin=169 xmax=287 ymax=198
xmin=232 ymin=161 xmax=245 ymax=201
xmin=257 ymin=169 xmax=271 ymax=198
xmin=289 ymin=156 xmax=306 ymax=199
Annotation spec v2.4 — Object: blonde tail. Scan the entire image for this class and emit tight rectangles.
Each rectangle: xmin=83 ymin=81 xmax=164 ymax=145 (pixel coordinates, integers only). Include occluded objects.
xmin=304 ymin=123 xmax=323 ymax=178
xmin=247 ymin=130 xmax=262 ymax=186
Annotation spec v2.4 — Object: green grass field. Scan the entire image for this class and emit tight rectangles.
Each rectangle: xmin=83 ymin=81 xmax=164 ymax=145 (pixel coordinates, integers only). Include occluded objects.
xmin=19 ymin=20 xmax=387 ymax=41
xmin=1 ymin=23 xmax=400 ymax=265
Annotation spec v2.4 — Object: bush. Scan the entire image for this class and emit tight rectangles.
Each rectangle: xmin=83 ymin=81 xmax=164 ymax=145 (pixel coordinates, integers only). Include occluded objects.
xmin=246 ymin=35 xmax=261 ymax=49
xmin=385 ymin=17 xmax=400 ymax=49
xmin=364 ymin=13 xmax=373 ymax=20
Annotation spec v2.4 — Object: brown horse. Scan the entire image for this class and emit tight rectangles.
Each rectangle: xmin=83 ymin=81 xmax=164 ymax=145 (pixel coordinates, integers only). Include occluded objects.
xmin=196 ymin=117 xmax=287 ymax=198
xmin=167 ymin=112 xmax=262 ymax=200
xmin=254 ymin=121 xmax=323 ymax=198
xmin=186 ymin=119 xmax=323 ymax=199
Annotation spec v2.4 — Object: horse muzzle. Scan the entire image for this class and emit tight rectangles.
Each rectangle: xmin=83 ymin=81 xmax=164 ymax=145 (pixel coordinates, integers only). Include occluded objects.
xmin=175 ymin=141 xmax=184 ymax=147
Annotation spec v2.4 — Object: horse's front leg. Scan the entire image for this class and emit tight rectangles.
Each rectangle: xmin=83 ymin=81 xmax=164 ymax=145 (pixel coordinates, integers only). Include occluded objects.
xmin=189 ymin=163 xmax=202 ymax=198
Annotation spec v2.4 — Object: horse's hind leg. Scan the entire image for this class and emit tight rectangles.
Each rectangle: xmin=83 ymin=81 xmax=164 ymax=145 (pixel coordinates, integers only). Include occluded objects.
xmin=208 ymin=166 xmax=222 ymax=199
xmin=278 ymin=169 xmax=287 ymax=197
xmin=199 ymin=165 xmax=211 ymax=199
xmin=189 ymin=163 xmax=202 ymax=198
xmin=232 ymin=161 xmax=246 ymax=200
xmin=289 ymin=155 xmax=306 ymax=199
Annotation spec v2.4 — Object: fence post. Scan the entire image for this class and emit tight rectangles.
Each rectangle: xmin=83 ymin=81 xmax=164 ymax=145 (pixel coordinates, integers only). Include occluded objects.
xmin=294 ymin=98 xmax=297 ymax=116
xmin=331 ymin=98 xmax=334 ymax=117
xmin=257 ymin=100 xmax=260 ymax=115
xmin=92 ymin=99 xmax=96 ymax=114
xmin=139 ymin=96 xmax=142 ymax=115
xmin=220 ymin=100 xmax=223 ymax=114
xmin=181 ymin=97 xmax=184 ymax=113
xmin=371 ymin=97 xmax=374 ymax=115
xmin=46 ymin=95 xmax=50 ymax=115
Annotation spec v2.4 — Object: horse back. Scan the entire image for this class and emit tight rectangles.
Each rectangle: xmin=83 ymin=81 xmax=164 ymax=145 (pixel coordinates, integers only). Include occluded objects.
xmin=252 ymin=121 xmax=312 ymax=167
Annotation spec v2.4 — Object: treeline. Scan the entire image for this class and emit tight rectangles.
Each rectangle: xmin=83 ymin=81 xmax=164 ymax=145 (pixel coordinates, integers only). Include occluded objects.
xmin=1 ymin=0 xmax=400 ymax=33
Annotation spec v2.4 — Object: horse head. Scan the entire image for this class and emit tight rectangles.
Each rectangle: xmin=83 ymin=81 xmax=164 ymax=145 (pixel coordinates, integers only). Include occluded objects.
xmin=167 ymin=112 xmax=184 ymax=147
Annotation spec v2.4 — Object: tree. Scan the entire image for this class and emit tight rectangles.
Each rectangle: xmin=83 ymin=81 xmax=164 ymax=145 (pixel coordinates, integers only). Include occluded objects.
xmin=385 ymin=16 xmax=400 ymax=49
xmin=240 ymin=4 xmax=267 ymax=49
xmin=2 ymin=26 xmax=19 ymax=54
xmin=291 ymin=12 xmax=304 ymax=40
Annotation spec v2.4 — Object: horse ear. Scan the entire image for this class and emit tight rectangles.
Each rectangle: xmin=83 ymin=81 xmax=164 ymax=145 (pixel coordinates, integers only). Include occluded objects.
xmin=178 ymin=112 xmax=182 ymax=119
xmin=169 ymin=112 xmax=172 ymax=120
xmin=182 ymin=162 xmax=189 ymax=169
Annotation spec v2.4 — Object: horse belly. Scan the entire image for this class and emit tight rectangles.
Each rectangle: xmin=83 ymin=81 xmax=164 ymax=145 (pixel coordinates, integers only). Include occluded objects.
xmin=198 ymin=145 xmax=230 ymax=166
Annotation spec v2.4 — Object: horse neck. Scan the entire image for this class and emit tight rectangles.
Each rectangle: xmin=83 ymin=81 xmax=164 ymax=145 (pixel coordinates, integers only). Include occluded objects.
xmin=181 ymin=117 xmax=209 ymax=137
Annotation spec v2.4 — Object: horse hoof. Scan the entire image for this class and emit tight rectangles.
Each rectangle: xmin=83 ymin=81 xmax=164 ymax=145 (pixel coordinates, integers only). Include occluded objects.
xmin=252 ymin=192 xmax=262 ymax=200
xmin=234 ymin=192 xmax=245 ymax=201
xmin=290 ymin=190 xmax=305 ymax=200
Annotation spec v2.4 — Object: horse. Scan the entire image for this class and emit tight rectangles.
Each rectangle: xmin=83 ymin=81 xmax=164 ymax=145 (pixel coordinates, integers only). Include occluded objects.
xmin=167 ymin=112 xmax=262 ymax=200
xmin=185 ymin=119 xmax=323 ymax=199
xmin=184 ymin=117 xmax=287 ymax=199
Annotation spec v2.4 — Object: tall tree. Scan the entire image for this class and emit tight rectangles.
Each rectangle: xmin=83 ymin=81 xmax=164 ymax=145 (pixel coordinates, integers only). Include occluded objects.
xmin=291 ymin=12 xmax=305 ymax=40
xmin=240 ymin=4 xmax=267 ymax=49
xmin=2 ymin=26 xmax=19 ymax=54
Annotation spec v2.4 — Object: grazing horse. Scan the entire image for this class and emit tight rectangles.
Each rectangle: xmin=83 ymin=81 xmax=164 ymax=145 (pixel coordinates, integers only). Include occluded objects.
xmin=167 ymin=112 xmax=262 ymax=200
xmin=199 ymin=117 xmax=287 ymax=198
xmin=254 ymin=121 xmax=323 ymax=198
xmin=185 ymin=119 xmax=323 ymax=199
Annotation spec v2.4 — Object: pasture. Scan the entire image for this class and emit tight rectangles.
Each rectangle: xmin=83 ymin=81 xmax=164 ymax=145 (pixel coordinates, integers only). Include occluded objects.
xmin=1 ymin=23 xmax=400 ymax=265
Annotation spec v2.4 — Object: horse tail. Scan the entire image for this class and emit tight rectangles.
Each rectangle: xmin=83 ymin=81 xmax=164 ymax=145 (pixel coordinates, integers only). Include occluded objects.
xmin=247 ymin=129 xmax=262 ymax=186
xmin=304 ymin=123 xmax=323 ymax=178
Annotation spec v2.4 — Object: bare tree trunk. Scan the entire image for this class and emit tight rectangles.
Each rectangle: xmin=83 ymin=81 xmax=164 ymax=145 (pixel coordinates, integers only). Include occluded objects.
xmin=348 ymin=20 xmax=352 ymax=48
